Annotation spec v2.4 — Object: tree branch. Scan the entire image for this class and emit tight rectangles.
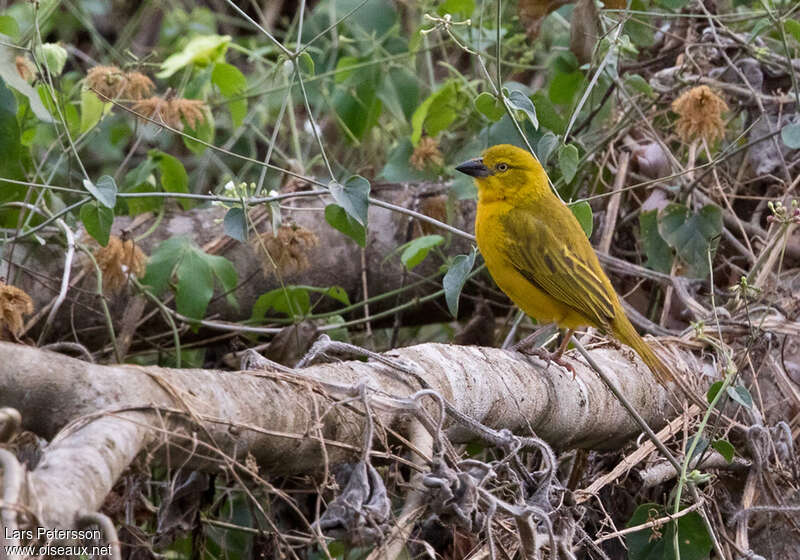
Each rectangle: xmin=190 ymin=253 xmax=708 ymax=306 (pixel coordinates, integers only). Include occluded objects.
xmin=0 ymin=339 xmax=691 ymax=528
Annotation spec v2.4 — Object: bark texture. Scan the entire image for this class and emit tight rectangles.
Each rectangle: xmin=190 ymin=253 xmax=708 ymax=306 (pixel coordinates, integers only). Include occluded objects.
xmin=0 ymin=339 xmax=689 ymax=527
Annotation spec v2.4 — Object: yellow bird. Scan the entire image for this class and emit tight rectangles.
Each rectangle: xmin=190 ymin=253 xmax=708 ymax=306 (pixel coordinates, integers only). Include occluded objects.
xmin=456 ymin=144 xmax=672 ymax=384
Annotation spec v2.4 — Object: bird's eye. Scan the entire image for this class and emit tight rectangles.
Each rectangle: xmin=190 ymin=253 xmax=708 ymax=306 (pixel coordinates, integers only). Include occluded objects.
xmin=496 ymin=163 xmax=508 ymax=172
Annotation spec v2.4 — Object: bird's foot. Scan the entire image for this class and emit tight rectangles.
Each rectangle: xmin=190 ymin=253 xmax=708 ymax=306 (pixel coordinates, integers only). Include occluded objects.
xmin=516 ymin=346 xmax=577 ymax=379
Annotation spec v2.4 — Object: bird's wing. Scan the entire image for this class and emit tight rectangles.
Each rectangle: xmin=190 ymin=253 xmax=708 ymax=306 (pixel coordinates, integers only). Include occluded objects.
xmin=500 ymin=208 xmax=615 ymax=330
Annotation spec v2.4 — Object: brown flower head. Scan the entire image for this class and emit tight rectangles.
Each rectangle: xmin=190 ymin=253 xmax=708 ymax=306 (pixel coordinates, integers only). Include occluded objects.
xmin=410 ymin=136 xmax=445 ymax=171
xmin=172 ymin=98 xmax=206 ymax=129
xmin=132 ymin=96 xmax=208 ymax=130
xmin=85 ymin=66 xmax=155 ymax=101
xmin=0 ymin=284 xmax=34 ymax=340
xmin=671 ymin=85 xmax=728 ymax=143
xmin=15 ymin=56 xmax=36 ymax=82
xmin=122 ymin=71 xmax=154 ymax=100
xmin=86 ymin=65 xmax=128 ymax=99
xmin=415 ymin=194 xmax=448 ymax=236
xmin=94 ymin=235 xmax=147 ymax=293
xmin=251 ymin=225 xmax=319 ymax=278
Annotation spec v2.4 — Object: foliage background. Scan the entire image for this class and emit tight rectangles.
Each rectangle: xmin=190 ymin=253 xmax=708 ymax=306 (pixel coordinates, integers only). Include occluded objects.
xmin=0 ymin=0 xmax=799 ymax=557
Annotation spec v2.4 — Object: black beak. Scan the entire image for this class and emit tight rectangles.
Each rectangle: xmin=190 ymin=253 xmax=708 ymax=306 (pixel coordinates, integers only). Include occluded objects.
xmin=455 ymin=158 xmax=491 ymax=178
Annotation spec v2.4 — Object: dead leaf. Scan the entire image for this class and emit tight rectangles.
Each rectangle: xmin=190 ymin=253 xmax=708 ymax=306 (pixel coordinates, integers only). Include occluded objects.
xmin=570 ymin=0 xmax=600 ymax=64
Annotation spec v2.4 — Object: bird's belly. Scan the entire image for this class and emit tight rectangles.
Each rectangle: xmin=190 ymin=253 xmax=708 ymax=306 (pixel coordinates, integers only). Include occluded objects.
xmin=476 ymin=209 xmax=586 ymax=329
xmin=486 ymin=258 xmax=579 ymax=326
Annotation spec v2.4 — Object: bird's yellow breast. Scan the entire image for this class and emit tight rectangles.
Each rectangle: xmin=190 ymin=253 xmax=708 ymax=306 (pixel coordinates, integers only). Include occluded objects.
xmin=475 ymin=200 xmax=586 ymax=329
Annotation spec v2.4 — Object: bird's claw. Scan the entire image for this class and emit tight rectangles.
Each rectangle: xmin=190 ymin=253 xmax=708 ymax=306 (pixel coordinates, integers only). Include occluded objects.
xmin=517 ymin=346 xmax=577 ymax=379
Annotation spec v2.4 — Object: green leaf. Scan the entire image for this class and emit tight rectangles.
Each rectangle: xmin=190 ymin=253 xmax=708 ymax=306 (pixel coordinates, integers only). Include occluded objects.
xmin=288 ymin=285 xmax=350 ymax=306
xmin=549 ymin=71 xmax=584 ymax=105
xmin=327 ymin=541 xmax=346 ymax=558
xmin=329 ymin=175 xmax=370 ymax=226
xmin=124 ymin=158 xmax=158 ymax=189
xmin=639 ymin=209 xmax=673 ymax=274
xmin=400 ymin=235 xmax=444 ymax=269
xmin=212 ymin=62 xmax=247 ymax=127
xmin=252 ymin=285 xmax=349 ymax=319
xmin=175 ymin=249 xmax=214 ymax=320
xmin=506 ymin=90 xmax=538 ymax=129
xmin=297 ymin=51 xmax=315 ymax=76
xmin=552 ymin=52 xmax=579 ymax=74
xmin=212 ymin=61 xmax=247 ymax=94
xmin=141 ymin=237 xmax=237 ymax=319
xmin=63 ymin=100 xmax=80 ymax=138
xmin=443 ymin=249 xmax=476 ymax=317
xmin=125 ymin=182 xmax=162 ymax=216
xmin=625 ymin=74 xmax=655 ymax=98
xmin=334 ymin=56 xmax=359 ymax=84
xmin=781 ymin=123 xmax=800 ymax=149
xmin=142 ymin=237 xmax=191 ymax=295
xmin=83 ymin=175 xmax=117 ymax=208
xmin=224 ymin=207 xmax=247 ymax=242
xmin=157 ymin=34 xmax=231 ymax=78
xmin=167 ymin=348 xmax=206 ymax=368
xmin=658 ymin=204 xmax=722 ymax=278
xmin=568 ymin=201 xmax=593 ymax=238
xmin=379 ymin=138 xmax=437 ymax=182
xmin=712 ymin=439 xmax=735 ymax=463
xmin=317 ymin=285 xmax=350 ymax=306
xmin=0 ymin=16 xmax=19 ymax=40
xmin=438 ymin=0 xmax=475 ymax=15
xmin=376 ymin=66 xmax=419 ymax=121
xmin=727 ymin=385 xmax=753 ymax=408
xmin=183 ymin=108 xmax=214 ymax=153
xmin=624 ymin=0 xmax=654 ymax=47
xmin=0 ymin=45 xmax=52 ymax=123
xmin=0 ymin=77 xmax=25 ymax=208
xmin=748 ymin=18 xmax=771 ymax=43
xmin=411 ymin=81 xmax=459 ymax=144
xmin=34 ymin=43 xmax=67 ymax=76
xmin=558 ymin=144 xmax=579 ymax=183
xmin=531 ymin=92 xmax=565 ymax=134
xmin=325 ymin=204 xmax=366 ymax=247
xmin=205 ymin=253 xmax=239 ymax=309
xmin=80 ymin=201 xmax=114 ymax=246
xmin=251 ymin=286 xmax=311 ymax=320
xmin=687 ymin=434 xmax=709 ymax=463
xmin=149 ymin=150 xmax=191 ymax=210
xmin=337 ymin=0 xmax=397 ymax=36
xmin=324 ymin=315 xmax=350 ymax=342
xmin=425 ymin=87 xmax=460 ymax=137
xmin=332 ymin=61 xmax=382 ymax=141
xmin=785 ymin=19 xmax=800 ymax=43
xmin=535 ymin=132 xmax=559 ymax=165
xmin=475 ymin=92 xmax=505 ymax=121
xmin=706 ymin=380 xmax=723 ymax=403
xmin=626 ymin=503 xmax=712 ymax=560
xmin=411 ymin=94 xmax=435 ymax=145
xmin=80 ymin=89 xmax=111 ymax=132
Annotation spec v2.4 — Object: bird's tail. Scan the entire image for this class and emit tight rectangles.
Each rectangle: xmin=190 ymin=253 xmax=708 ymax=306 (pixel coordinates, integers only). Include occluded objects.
xmin=613 ymin=315 xmax=674 ymax=385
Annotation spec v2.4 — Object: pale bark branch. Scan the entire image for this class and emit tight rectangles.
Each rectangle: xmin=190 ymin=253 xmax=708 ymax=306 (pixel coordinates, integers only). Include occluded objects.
xmin=0 ymin=339 xmax=693 ymax=528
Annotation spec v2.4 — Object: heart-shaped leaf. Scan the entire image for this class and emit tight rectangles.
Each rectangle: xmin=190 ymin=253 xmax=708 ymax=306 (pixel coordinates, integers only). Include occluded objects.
xmin=83 ymin=175 xmax=117 ymax=208
xmin=329 ymin=175 xmax=370 ymax=226
xmin=506 ymin=90 xmax=538 ymax=129
xmin=658 ymin=204 xmax=722 ymax=278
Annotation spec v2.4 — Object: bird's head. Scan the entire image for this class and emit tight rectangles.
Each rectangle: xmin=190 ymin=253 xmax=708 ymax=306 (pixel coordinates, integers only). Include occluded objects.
xmin=455 ymin=144 xmax=548 ymax=203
